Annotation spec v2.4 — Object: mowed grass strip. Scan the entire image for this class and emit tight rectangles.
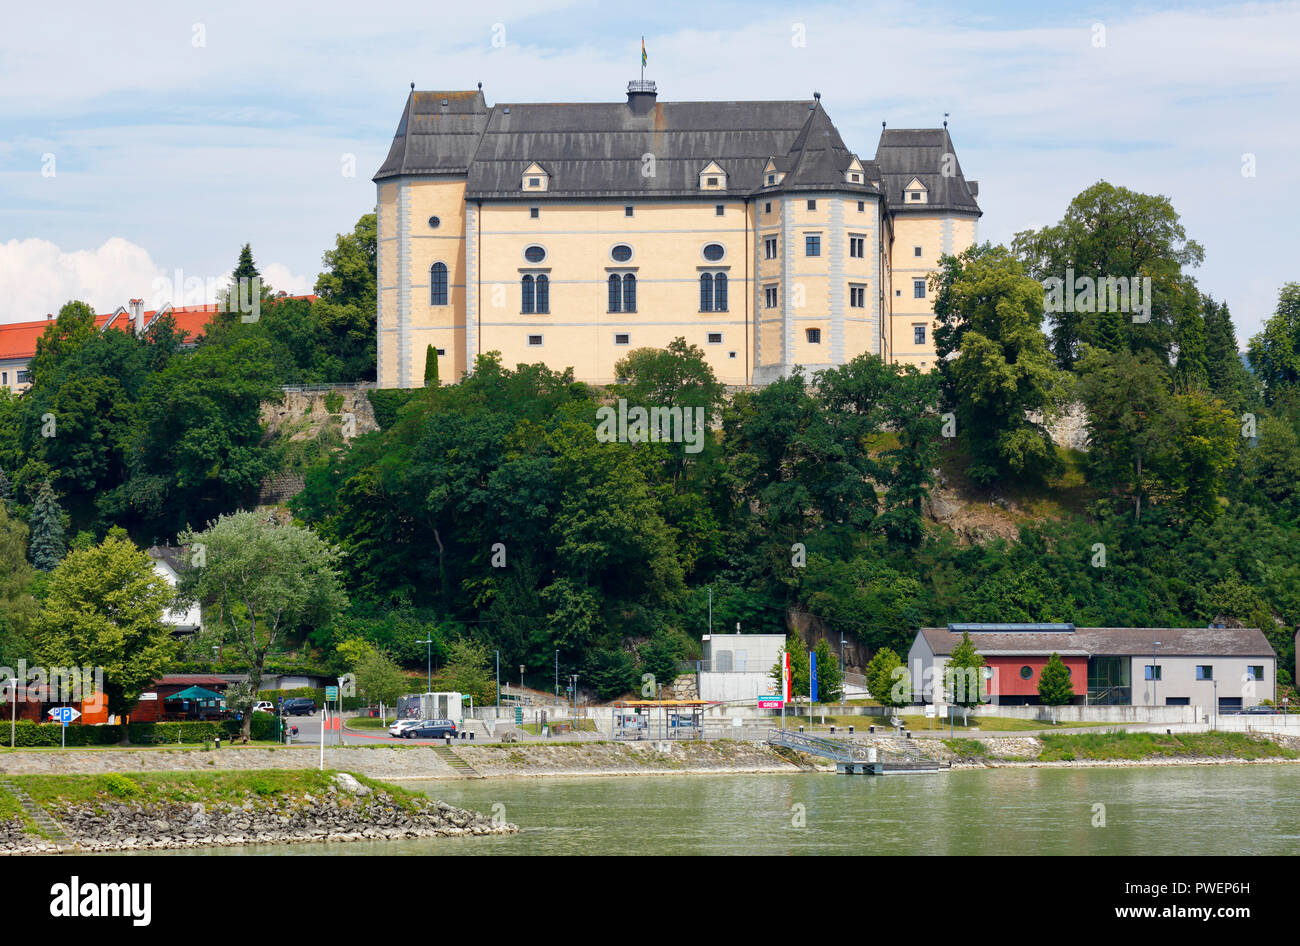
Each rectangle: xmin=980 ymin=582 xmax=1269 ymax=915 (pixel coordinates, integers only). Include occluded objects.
xmin=1037 ymin=731 xmax=1297 ymax=762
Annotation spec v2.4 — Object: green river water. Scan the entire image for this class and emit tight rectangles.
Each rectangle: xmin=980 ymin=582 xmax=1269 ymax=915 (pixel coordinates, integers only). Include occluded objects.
xmin=155 ymin=764 xmax=1300 ymax=855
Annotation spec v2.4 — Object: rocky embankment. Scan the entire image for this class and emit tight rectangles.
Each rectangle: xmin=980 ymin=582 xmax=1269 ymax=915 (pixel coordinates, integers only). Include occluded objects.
xmin=0 ymin=772 xmax=515 ymax=854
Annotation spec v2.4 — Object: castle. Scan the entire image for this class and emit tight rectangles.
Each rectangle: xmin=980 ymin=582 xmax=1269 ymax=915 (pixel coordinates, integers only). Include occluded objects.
xmin=373 ymin=80 xmax=981 ymax=388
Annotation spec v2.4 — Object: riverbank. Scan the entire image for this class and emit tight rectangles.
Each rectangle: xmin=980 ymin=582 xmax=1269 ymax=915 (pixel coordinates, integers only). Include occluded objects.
xmin=0 ymin=769 xmax=516 ymax=854
xmin=0 ymin=740 xmax=819 ymax=781
xmin=938 ymin=731 xmax=1300 ymax=768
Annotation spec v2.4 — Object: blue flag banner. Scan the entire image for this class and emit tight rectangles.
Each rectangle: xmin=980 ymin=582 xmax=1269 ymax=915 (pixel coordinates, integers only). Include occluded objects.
xmin=810 ymin=652 xmax=818 ymax=703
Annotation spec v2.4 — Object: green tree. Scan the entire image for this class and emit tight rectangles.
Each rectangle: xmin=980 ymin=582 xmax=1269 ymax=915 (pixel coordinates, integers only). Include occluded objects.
xmin=1248 ymin=283 xmax=1300 ymax=404
xmin=1203 ymin=296 xmax=1253 ymax=410
xmin=1037 ymin=652 xmax=1075 ymax=705
xmin=434 ymin=637 xmax=494 ymax=705
xmin=177 ymin=512 xmax=348 ymax=740
xmin=1012 ymin=181 xmax=1205 ymax=369
xmin=29 ymin=300 xmax=99 ymax=385
xmin=33 ymin=529 xmax=176 ymax=720
xmin=28 ymin=482 xmax=67 ymax=571
xmin=944 ymin=630 xmax=987 ymax=708
xmin=313 ymin=213 xmax=378 ymax=381
xmin=931 ymin=243 xmax=1067 ymax=485
xmin=0 ymin=506 xmax=39 ymax=664
xmin=865 ymin=647 xmax=909 ymax=711
xmin=811 ymin=637 xmax=842 ymax=703
xmin=424 ymin=344 xmax=439 ymax=387
xmin=338 ymin=638 xmax=408 ymax=708
xmin=640 ymin=627 xmax=690 ymax=693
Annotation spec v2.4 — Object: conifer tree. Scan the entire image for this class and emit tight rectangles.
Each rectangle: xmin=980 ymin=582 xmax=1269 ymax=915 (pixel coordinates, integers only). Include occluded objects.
xmin=1037 ymin=652 xmax=1076 ymax=706
xmin=28 ymin=481 xmax=67 ymax=571
xmin=424 ymin=344 xmax=439 ymax=387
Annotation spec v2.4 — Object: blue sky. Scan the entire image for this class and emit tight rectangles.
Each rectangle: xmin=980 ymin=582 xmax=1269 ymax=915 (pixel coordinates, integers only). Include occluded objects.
xmin=1 ymin=0 xmax=1296 ymax=345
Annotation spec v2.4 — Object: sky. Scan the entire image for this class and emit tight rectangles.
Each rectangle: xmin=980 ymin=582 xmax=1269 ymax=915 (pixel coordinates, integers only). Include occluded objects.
xmin=1 ymin=0 xmax=1296 ymax=346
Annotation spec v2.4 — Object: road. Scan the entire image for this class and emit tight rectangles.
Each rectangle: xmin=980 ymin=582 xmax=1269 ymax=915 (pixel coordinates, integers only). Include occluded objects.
xmin=278 ymin=713 xmax=502 ymax=747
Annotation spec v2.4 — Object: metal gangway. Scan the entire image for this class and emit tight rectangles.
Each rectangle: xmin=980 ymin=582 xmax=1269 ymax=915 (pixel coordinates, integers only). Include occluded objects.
xmin=767 ymin=728 xmax=949 ymax=775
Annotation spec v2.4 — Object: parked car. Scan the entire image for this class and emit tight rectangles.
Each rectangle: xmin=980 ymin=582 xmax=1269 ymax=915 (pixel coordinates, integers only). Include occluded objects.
xmin=388 ymin=719 xmax=425 ymax=738
xmin=1240 ymin=704 xmax=1278 ymax=715
xmin=281 ymin=698 xmax=317 ymax=717
xmin=252 ymin=701 xmax=275 ymax=715
xmin=402 ymin=719 xmax=457 ymax=739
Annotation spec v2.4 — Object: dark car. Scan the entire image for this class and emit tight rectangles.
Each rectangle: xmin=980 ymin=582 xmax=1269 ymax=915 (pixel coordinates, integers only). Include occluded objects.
xmin=281 ymin=698 xmax=317 ymax=717
xmin=401 ymin=719 xmax=457 ymax=739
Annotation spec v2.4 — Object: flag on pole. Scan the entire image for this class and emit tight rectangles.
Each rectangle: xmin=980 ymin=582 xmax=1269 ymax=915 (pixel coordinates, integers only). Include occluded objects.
xmin=641 ymin=38 xmax=647 ymax=68
xmin=782 ymin=652 xmax=791 ymax=701
xmin=810 ymin=651 xmax=818 ymax=703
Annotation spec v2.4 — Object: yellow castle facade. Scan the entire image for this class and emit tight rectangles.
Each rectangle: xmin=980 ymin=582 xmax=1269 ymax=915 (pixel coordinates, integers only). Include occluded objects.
xmin=374 ymin=81 xmax=981 ymax=387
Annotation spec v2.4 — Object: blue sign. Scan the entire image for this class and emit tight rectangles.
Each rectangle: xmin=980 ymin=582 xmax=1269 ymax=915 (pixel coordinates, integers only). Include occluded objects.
xmin=49 ymin=707 xmax=75 ymax=724
xmin=810 ymin=652 xmax=818 ymax=703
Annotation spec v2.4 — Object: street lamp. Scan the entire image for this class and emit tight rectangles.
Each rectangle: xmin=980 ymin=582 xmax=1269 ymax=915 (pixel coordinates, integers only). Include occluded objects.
xmin=839 ymin=634 xmax=846 ymax=708
xmin=495 ymin=650 xmax=500 ymax=710
xmin=416 ymin=638 xmax=434 ymax=694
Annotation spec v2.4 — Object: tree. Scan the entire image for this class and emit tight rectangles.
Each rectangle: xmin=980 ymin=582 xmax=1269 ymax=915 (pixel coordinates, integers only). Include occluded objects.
xmin=28 ymin=482 xmax=67 ymax=570
xmin=1037 ymin=652 xmax=1075 ymax=706
xmin=0 ymin=506 xmax=39 ymax=665
xmin=29 ymin=301 xmax=99 ymax=386
xmin=313 ymin=213 xmax=378 ymax=381
xmin=434 ymin=637 xmax=494 ymax=705
xmin=177 ymin=512 xmax=347 ymax=740
xmin=770 ymin=636 xmax=811 ymax=699
xmin=424 ymin=344 xmax=439 ymax=387
xmin=640 ymin=627 xmax=690 ymax=693
xmin=338 ymin=638 xmax=407 ymax=708
xmin=866 ymin=647 xmax=909 ymax=711
xmin=944 ymin=630 xmax=986 ymax=709
xmin=931 ymin=243 xmax=1067 ymax=485
xmin=1248 ymin=283 xmax=1300 ymax=403
xmin=811 ymin=637 xmax=843 ymax=703
xmin=32 ymin=529 xmax=176 ymax=721
xmin=1012 ymin=181 xmax=1205 ymax=369
xmin=1203 ymin=296 xmax=1253 ymax=411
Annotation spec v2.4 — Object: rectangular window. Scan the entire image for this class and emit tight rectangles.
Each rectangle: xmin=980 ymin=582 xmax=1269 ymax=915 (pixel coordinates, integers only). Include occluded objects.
xmin=1 ymin=372 xmax=6 ymax=384
xmin=715 ymin=204 xmax=725 ymax=216
xmin=436 ymin=348 xmax=445 ymax=356
xmin=529 ymin=177 xmax=540 ymax=187
xmin=530 ymin=207 xmax=539 ymax=219
xmin=728 ymin=351 xmax=737 ymax=358
xmin=625 ymin=205 xmax=634 ymax=217
xmin=707 ymin=332 xmax=723 ymax=344
xmin=913 ymin=278 xmax=926 ymax=299
xmin=806 ymin=328 xmax=821 ymax=344
xmin=805 ymin=234 xmax=821 ymax=257
xmin=764 ymin=237 xmax=777 ymax=260
xmin=910 ymin=192 xmax=921 ymax=201
xmin=1247 ymin=665 xmax=1265 ymax=681
xmin=913 ymin=324 xmax=926 ymax=345
xmin=614 ymin=333 xmax=630 ymax=345
xmin=806 ymin=199 xmax=817 ymax=211
xmin=764 ymin=201 xmax=772 ymax=214
xmin=707 ymin=177 xmax=719 ymax=186
xmin=1196 ymin=665 xmax=1214 ymax=681
xmin=767 ymin=174 xmax=775 ymax=184
xmin=1144 ymin=665 xmax=1162 ymax=681
xmin=849 ymin=285 xmax=865 ymax=308
xmin=857 ymin=200 xmax=865 ymax=212
xmin=849 ymin=236 xmax=864 ymax=258
xmin=527 ymin=335 xmax=543 ymax=346
xmin=16 ymin=370 xmax=30 ymax=384
xmin=765 ymin=285 xmax=778 ymax=309
xmin=914 ymin=246 xmax=922 ymax=257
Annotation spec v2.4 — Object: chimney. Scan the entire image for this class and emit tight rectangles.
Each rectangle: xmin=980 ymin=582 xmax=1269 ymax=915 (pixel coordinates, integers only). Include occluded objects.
xmin=129 ymin=298 xmax=144 ymax=334
xmin=627 ymin=79 xmax=657 ymax=115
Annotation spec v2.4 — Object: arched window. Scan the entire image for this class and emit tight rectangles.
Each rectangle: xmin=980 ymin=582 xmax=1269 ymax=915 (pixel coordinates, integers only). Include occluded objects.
xmin=608 ymin=274 xmax=622 ymax=313
xmin=535 ymin=274 xmax=549 ymax=314
xmin=714 ymin=273 xmax=727 ymax=312
xmin=521 ymin=274 xmax=535 ymax=314
xmin=623 ymin=274 xmax=636 ymax=313
xmin=699 ymin=273 xmax=714 ymax=312
xmin=430 ymin=263 xmax=448 ymax=306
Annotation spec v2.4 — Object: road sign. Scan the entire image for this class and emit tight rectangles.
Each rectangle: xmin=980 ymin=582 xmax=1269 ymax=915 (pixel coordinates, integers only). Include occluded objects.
xmin=325 ymin=686 xmax=339 ymax=701
xmin=48 ymin=707 xmax=80 ymax=724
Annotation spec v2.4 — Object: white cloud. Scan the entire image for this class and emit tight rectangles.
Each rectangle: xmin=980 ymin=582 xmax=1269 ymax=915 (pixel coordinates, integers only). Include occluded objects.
xmin=0 ymin=237 xmax=313 ymax=323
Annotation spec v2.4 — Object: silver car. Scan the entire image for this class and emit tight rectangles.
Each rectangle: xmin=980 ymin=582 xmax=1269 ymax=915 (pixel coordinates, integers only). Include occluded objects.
xmin=388 ymin=718 xmax=425 ymax=738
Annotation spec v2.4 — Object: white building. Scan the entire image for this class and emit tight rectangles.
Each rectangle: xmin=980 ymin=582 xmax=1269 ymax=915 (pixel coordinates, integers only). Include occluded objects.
xmin=697 ymin=632 xmax=787 ymax=703
xmin=146 ymin=546 xmax=202 ymax=635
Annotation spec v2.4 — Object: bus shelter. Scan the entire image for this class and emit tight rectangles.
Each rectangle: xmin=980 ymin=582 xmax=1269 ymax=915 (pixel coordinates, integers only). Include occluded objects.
xmin=611 ymin=700 xmax=711 ymax=741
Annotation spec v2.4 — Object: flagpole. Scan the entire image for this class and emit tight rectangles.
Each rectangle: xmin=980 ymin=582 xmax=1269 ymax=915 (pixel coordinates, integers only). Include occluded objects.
xmin=641 ymin=36 xmax=645 ymax=83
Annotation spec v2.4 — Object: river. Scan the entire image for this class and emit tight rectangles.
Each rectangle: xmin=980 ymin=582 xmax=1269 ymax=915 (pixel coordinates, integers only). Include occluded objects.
xmin=154 ymin=764 xmax=1300 ymax=855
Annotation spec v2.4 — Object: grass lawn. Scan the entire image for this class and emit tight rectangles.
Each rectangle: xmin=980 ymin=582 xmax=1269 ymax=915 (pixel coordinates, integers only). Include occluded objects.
xmin=1037 ymin=731 xmax=1298 ymax=762
xmin=346 ymin=717 xmax=396 ymax=730
xmin=774 ymin=713 xmax=1110 ymax=732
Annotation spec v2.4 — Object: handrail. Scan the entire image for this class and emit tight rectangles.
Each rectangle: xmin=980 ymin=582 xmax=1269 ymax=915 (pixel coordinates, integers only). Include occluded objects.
xmin=767 ymin=728 xmax=871 ymax=762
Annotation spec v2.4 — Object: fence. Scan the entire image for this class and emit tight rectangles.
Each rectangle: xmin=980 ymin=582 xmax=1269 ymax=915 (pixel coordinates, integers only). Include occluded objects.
xmin=280 ymin=382 xmax=376 ymax=394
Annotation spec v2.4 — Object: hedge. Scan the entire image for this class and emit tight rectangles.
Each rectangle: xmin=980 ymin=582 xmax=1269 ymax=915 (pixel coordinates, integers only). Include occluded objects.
xmin=2 ymin=716 xmax=280 ymax=747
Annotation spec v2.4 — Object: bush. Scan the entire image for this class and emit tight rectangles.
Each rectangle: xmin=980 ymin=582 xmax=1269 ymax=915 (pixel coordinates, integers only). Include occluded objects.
xmin=367 ymin=389 xmax=420 ymax=430
xmin=100 ymin=773 xmax=139 ymax=798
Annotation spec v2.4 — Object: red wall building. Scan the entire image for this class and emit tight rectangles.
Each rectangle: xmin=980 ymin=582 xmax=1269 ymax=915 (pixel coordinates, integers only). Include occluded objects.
xmin=986 ymin=655 xmax=1087 ymax=701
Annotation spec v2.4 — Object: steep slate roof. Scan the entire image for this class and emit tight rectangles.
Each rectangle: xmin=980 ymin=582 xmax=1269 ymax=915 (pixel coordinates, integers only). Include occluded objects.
xmin=374 ymin=89 xmax=492 ymax=179
xmin=874 ymin=128 xmax=981 ymax=215
xmin=919 ymin=626 xmax=1276 ymax=658
xmin=375 ymin=90 xmax=979 ymax=207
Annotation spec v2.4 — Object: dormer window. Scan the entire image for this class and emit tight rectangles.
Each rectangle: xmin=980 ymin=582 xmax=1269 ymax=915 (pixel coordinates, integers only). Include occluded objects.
xmin=699 ymin=161 xmax=727 ymax=191
xmin=521 ymin=162 xmax=550 ymax=192
xmin=903 ymin=177 xmax=929 ymax=205
xmin=845 ymin=157 xmax=865 ymax=186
